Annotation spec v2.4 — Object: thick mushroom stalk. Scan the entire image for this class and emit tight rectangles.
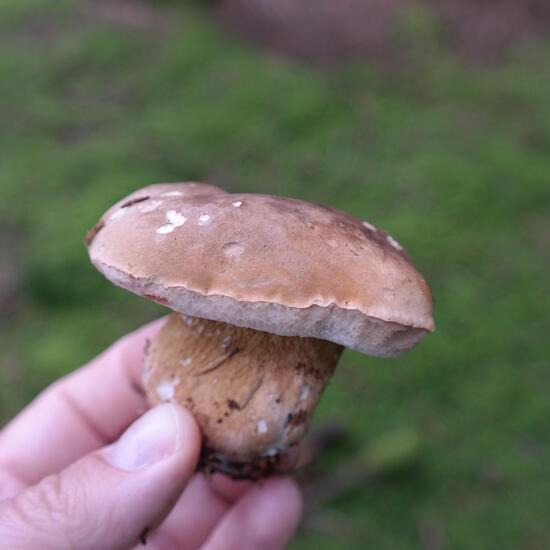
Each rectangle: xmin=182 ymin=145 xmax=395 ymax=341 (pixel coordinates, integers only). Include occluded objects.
xmin=144 ymin=313 xmax=343 ymax=478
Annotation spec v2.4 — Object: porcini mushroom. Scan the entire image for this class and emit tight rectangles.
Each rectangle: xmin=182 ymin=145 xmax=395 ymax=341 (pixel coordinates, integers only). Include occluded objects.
xmin=86 ymin=182 xmax=434 ymax=478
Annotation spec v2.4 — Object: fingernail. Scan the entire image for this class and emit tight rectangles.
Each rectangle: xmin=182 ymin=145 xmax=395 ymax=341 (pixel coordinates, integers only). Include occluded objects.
xmin=104 ymin=404 xmax=183 ymax=471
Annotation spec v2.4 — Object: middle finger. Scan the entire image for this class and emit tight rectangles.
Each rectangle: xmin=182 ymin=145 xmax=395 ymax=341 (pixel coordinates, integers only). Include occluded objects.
xmin=145 ymin=473 xmax=253 ymax=549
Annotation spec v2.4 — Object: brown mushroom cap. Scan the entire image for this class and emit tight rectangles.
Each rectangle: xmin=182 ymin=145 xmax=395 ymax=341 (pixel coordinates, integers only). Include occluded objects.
xmin=87 ymin=182 xmax=434 ymax=357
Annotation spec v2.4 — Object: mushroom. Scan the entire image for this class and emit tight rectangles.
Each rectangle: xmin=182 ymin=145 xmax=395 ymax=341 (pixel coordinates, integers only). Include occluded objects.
xmin=86 ymin=182 xmax=434 ymax=479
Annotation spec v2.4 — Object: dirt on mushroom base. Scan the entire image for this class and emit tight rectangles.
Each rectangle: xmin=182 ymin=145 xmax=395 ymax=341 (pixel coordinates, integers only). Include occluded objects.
xmin=211 ymin=0 xmax=550 ymax=64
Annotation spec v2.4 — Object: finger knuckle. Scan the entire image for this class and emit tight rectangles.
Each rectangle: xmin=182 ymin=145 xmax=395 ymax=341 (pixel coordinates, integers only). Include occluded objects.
xmin=19 ymin=472 xmax=87 ymax=545
xmin=0 ymin=474 xmax=82 ymax=549
xmin=34 ymin=473 xmax=80 ymax=520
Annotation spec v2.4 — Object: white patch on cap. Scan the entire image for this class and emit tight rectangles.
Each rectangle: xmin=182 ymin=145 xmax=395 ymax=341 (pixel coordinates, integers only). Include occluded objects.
xmin=232 ymin=201 xmax=243 ymax=208
xmin=180 ymin=357 xmax=192 ymax=366
xmin=386 ymin=234 xmax=403 ymax=251
xmin=198 ymin=214 xmax=211 ymax=226
xmin=156 ymin=224 xmax=175 ymax=234
xmin=166 ymin=210 xmax=187 ymax=225
xmin=156 ymin=379 xmax=178 ymax=401
xmin=222 ymin=242 xmax=245 ymax=259
xmin=257 ymin=419 xmax=268 ymax=434
xmin=161 ymin=191 xmax=183 ymax=197
xmin=300 ymin=385 xmax=311 ymax=401
xmin=362 ymin=221 xmax=376 ymax=232
xmin=156 ymin=210 xmax=188 ymax=234
xmin=138 ymin=200 xmax=162 ymax=213
xmin=109 ymin=208 xmax=127 ymax=220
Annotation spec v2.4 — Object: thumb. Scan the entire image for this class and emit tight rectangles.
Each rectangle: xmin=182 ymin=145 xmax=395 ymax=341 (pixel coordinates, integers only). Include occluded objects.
xmin=0 ymin=404 xmax=201 ymax=550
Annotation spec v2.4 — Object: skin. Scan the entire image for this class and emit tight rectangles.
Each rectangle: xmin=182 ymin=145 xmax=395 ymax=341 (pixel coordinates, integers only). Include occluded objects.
xmin=0 ymin=319 xmax=302 ymax=550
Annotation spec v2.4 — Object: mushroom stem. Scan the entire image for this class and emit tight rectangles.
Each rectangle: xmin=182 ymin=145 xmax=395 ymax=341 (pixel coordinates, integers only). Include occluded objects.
xmin=144 ymin=313 xmax=343 ymax=479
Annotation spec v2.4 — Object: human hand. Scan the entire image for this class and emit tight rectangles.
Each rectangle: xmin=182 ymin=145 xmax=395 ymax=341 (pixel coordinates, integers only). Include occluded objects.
xmin=0 ymin=319 xmax=302 ymax=549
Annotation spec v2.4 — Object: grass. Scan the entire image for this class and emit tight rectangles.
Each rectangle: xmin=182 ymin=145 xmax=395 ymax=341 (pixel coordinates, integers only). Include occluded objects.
xmin=0 ymin=0 xmax=549 ymax=548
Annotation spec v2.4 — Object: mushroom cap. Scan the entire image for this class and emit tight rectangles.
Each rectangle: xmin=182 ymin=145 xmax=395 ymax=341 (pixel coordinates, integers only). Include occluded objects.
xmin=87 ymin=182 xmax=434 ymax=357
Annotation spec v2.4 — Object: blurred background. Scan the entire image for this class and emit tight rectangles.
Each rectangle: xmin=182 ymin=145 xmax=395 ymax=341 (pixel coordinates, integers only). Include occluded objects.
xmin=1 ymin=0 xmax=549 ymax=548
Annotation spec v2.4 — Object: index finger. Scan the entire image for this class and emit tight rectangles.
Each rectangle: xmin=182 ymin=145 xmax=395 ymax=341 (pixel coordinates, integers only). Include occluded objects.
xmin=0 ymin=318 xmax=165 ymax=492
